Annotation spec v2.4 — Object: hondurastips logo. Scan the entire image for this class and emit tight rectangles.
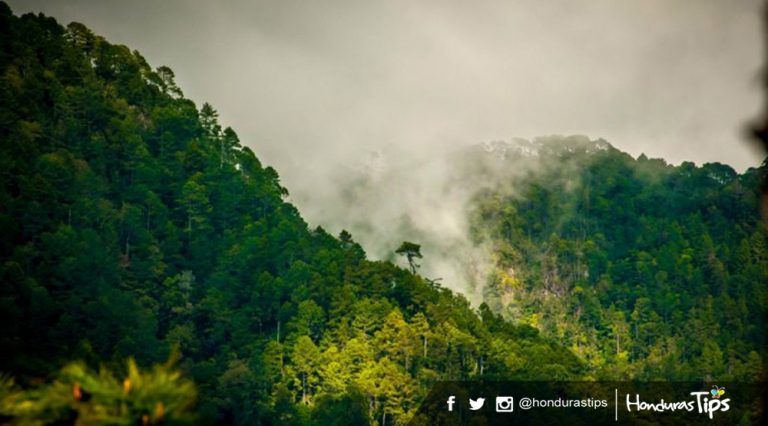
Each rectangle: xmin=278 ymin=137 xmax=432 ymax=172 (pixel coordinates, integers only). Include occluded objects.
xmin=626 ymin=386 xmax=730 ymax=420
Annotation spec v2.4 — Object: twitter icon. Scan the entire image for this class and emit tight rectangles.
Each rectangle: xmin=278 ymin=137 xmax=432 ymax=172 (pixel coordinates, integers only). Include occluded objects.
xmin=469 ymin=397 xmax=485 ymax=410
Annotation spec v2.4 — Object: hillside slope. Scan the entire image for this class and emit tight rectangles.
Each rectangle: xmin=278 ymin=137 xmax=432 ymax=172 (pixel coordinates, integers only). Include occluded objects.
xmin=0 ymin=4 xmax=582 ymax=425
xmin=469 ymin=136 xmax=767 ymax=380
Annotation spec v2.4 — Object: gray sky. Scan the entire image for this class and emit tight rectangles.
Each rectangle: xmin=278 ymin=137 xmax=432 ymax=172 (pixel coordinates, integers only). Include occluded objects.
xmin=9 ymin=0 xmax=767 ymax=173
xmin=10 ymin=0 xmax=768 ymax=296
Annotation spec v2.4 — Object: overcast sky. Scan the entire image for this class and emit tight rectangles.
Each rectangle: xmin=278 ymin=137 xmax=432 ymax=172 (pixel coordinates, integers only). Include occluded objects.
xmin=9 ymin=0 xmax=767 ymax=175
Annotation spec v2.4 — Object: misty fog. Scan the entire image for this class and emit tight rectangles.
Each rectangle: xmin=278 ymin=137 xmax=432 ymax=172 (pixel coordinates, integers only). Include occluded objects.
xmin=8 ymin=0 xmax=768 ymax=296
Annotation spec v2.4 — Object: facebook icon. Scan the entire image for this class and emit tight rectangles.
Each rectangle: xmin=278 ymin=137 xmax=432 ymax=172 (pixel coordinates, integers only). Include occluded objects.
xmin=447 ymin=395 xmax=456 ymax=411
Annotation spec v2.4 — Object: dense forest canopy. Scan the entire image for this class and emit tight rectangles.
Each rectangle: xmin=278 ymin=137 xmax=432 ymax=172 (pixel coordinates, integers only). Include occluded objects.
xmin=0 ymin=4 xmax=584 ymax=425
xmin=466 ymin=136 xmax=767 ymax=381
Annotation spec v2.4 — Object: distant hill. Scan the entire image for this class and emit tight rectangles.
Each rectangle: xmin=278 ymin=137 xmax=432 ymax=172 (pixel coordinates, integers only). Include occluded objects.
xmin=468 ymin=135 xmax=767 ymax=380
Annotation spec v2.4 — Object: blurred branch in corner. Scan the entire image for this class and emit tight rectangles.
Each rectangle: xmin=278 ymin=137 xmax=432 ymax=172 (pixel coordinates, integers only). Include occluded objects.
xmin=752 ymin=2 xmax=768 ymax=222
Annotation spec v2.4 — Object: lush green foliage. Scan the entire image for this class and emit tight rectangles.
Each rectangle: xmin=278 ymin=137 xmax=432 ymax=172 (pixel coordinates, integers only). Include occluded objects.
xmin=470 ymin=138 xmax=767 ymax=380
xmin=1 ymin=356 xmax=196 ymax=425
xmin=0 ymin=4 xmax=583 ymax=424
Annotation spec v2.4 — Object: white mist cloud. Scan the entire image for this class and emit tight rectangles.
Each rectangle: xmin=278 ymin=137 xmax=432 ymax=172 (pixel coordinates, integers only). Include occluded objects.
xmin=8 ymin=0 xmax=767 ymax=296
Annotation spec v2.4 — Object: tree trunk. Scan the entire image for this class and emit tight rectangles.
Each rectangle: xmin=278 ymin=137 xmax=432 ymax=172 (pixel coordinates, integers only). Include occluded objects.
xmin=220 ymin=141 xmax=224 ymax=169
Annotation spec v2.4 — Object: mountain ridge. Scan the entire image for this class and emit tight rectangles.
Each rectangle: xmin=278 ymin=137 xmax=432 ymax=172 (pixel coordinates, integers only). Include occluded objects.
xmin=0 ymin=4 xmax=587 ymax=424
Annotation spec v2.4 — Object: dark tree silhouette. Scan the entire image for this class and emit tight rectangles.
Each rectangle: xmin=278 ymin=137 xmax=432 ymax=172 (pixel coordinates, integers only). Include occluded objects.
xmin=395 ymin=241 xmax=422 ymax=274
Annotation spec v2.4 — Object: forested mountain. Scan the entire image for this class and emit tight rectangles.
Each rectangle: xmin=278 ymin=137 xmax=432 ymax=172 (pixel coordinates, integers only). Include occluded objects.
xmin=468 ymin=136 xmax=767 ymax=381
xmin=0 ymin=4 xmax=583 ymax=425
